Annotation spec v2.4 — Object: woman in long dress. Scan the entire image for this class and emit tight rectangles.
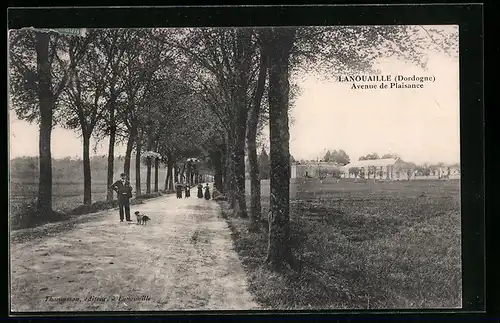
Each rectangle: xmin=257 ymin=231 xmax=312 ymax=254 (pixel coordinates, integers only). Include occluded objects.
xmin=197 ymin=183 xmax=203 ymax=198
xmin=184 ymin=185 xmax=191 ymax=198
xmin=175 ymin=183 xmax=182 ymax=199
xmin=204 ymin=183 xmax=211 ymax=200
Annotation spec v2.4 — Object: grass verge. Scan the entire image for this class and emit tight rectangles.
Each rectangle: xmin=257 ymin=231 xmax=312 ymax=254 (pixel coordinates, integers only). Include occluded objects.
xmin=216 ymin=182 xmax=461 ymax=310
xmin=10 ymin=191 xmax=166 ymax=231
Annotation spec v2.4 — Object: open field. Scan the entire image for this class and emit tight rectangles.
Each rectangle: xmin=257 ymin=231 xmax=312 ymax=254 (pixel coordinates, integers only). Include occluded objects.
xmin=9 ymin=156 xmax=169 ymax=215
xmin=9 ymin=169 xmax=167 ymax=215
xmin=9 ymin=170 xmax=169 ymax=230
xmin=229 ymin=178 xmax=462 ymax=309
xmin=10 ymin=180 xmax=109 ymax=213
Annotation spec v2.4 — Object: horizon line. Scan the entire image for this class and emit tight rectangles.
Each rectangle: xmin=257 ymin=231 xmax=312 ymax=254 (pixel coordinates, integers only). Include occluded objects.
xmin=9 ymin=154 xmax=460 ymax=165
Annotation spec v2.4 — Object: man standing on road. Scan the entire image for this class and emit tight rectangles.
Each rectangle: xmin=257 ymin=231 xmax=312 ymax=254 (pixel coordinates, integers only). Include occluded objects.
xmin=109 ymin=173 xmax=133 ymax=222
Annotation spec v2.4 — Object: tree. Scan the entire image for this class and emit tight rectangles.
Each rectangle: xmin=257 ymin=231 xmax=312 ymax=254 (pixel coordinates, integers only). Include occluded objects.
xmin=359 ymin=167 xmax=366 ymax=179
xmin=247 ymin=32 xmax=269 ymax=230
xmin=9 ymin=29 xmax=93 ymax=216
xmin=378 ymin=167 xmax=384 ymax=179
xmin=349 ymin=167 xmax=360 ymax=178
xmin=317 ymin=167 xmax=329 ymax=181
xmin=150 ymin=68 xmax=216 ymax=192
xmin=414 ymin=165 xmax=425 ymax=177
xmin=395 ymin=168 xmax=401 ymax=179
xmin=323 ymin=150 xmax=332 ymax=162
xmin=231 ymin=28 xmax=254 ymax=218
xmin=382 ymin=153 xmax=400 ymax=159
xmin=326 ymin=149 xmax=350 ymax=165
xmin=143 ymin=151 xmax=161 ymax=192
xmin=331 ymin=168 xmax=342 ymax=179
xmin=337 ymin=150 xmax=350 ymax=165
xmin=93 ymin=30 xmax=129 ymax=201
xmin=264 ymin=27 xmax=297 ymax=269
xmin=360 ymin=153 xmax=380 ymax=160
xmin=160 ymin=28 xmax=258 ymax=217
xmin=150 ymin=75 xmax=196 ymax=191
xmin=406 ymin=168 xmax=414 ymax=180
xmin=119 ymin=30 xmax=166 ymax=178
xmin=59 ymin=31 xmax=110 ymax=205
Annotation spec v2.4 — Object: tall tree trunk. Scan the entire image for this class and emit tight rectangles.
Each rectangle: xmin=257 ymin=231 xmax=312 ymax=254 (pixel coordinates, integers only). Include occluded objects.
xmin=106 ymin=97 xmax=117 ymax=201
xmin=35 ymin=32 xmax=53 ymax=216
xmin=146 ymin=157 xmax=152 ymax=194
xmin=232 ymin=28 xmax=252 ymax=218
xmin=174 ymin=165 xmax=179 ymax=184
xmin=123 ymin=127 xmax=137 ymax=177
xmin=233 ymin=132 xmax=247 ymax=217
xmin=163 ymin=159 xmax=170 ymax=191
xmin=166 ymin=152 xmax=174 ymax=191
xmin=247 ymin=41 xmax=269 ymax=230
xmin=191 ymin=166 xmax=195 ymax=186
xmin=186 ymin=163 xmax=191 ymax=187
xmin=221 ymin=150 xmax=226 ymax=190
xmin=82 ymin=133 xmax=92 ymax=205
xmin=265 ymin=28 xmax=296 ymax=269
xmin=135 ymin=137 xmax=142 ymax=196
xmin=165 ymin=162 xmax=172 ymax=191
xmin=225 ymin=141 xmax=236 ymax=209
xmin=213 ymin=150 xmax=224 ymax=193
xmin=145 ymin=133 xmax=154 ymax=193
xmin=180 ymin=162 xmax=186 ymax=184
xmin=154 ymin=157 xmax=159 ymax=192
xmin=193 ymin=167 xmax=199 ymax=184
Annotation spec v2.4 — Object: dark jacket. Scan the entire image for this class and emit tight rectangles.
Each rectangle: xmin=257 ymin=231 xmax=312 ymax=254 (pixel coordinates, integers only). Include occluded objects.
xmin=204 ymin=186 xmax=211 ymax=200
xmin=110 ymin=180 xmax=133 ymax=200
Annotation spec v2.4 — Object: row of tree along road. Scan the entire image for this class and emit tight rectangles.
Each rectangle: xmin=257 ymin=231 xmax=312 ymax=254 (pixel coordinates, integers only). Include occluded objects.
xmin=9 ymin=26 xmax=457 ymax=269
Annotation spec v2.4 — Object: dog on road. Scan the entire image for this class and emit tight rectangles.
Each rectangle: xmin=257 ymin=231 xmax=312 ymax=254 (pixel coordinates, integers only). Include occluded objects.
xmin=134 ymin=211 xmax=151 ymax=225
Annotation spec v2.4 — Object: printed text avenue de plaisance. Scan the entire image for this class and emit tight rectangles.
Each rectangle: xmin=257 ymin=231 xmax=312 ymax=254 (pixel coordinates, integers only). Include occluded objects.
xmin=337 ymin=75 xmax=436 ymax=90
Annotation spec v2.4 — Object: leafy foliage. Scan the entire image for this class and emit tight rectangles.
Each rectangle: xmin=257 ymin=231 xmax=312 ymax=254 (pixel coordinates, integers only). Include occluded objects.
xmin=323 ymin=149 xmax=350 ymax=165
xmin=359 ymin=153 xmax=380 ymax=161
xmin=292 ymin=25 xmax=458 ymax=78
xmin=9 ymin=29 xmax=96 ymax=124
xmin=381 ymin=153 xmax=400 ymax=159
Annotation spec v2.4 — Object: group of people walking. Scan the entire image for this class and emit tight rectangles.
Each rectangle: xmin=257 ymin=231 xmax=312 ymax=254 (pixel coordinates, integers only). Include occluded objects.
xmin=176 ymin=182 xmax=211 ymax=200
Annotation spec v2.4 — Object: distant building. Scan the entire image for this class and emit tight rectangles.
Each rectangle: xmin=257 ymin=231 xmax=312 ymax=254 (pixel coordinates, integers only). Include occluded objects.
xmin=343 ymin=158 xmax=405 ymax=180
xmin=290 ymin=162 xmax=343 ymax=179
xmin=437 ymin=163 xmax=460 ymax=179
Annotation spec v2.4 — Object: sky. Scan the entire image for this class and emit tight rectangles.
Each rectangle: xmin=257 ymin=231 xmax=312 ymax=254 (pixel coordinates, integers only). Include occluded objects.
xmin=287 ymin=51 xmax=460 ymax=164
xmin=9 ymin=26 xmax=460 ymax=165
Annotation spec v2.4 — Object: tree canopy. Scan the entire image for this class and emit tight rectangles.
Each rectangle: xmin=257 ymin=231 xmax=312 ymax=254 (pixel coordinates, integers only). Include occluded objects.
xmin=323 ymin=149 xmax=350 ymax=165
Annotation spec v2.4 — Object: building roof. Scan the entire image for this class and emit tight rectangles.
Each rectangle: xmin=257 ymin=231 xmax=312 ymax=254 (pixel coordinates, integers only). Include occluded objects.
xmin=345 ymin=158 xmax=400 ymax=169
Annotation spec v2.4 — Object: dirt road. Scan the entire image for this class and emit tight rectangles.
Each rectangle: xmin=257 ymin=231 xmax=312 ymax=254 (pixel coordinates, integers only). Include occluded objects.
xmin=10 ymin=189 xmax=259 ymax=312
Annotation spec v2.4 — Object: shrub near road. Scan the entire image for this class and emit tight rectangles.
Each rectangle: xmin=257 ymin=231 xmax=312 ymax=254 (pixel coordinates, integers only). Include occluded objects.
xmin=225 ymin=179 xmax=461 ymax=309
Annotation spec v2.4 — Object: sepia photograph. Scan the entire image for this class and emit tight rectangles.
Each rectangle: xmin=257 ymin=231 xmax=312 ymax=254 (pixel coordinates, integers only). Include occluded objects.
xmin=8 ymin=22 xmax=462 ymax=312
